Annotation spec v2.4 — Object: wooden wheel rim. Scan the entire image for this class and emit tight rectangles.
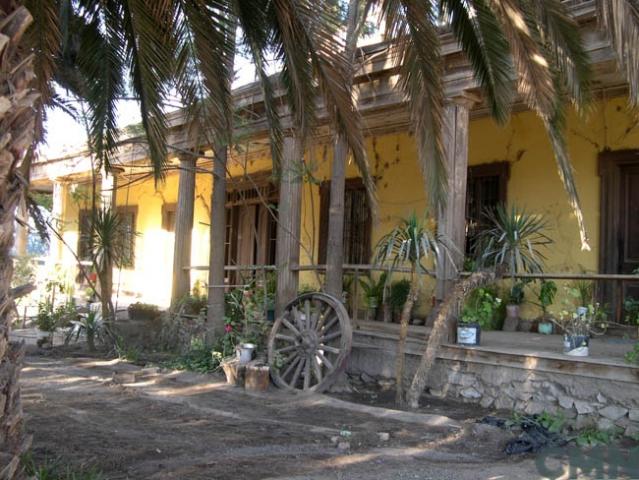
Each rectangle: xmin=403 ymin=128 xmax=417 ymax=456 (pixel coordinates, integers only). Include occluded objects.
xmin=267 ymin=292 xmax=352 ymax=393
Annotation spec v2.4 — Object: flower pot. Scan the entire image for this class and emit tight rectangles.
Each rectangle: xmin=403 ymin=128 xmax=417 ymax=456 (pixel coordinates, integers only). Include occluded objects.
xmin=457 ymin=322 xmax=481 ymax=346
xmin=237 ymin=343 xmax=256 ymax=364
xmin=266 ymin=308 xmax=276 ymax=322
xmin=538 ymin=321 xmax=553 ymax=335
xmin=564 ymin=334 xmax=589 ymax=356
xmin=503 ymin=304 xmax=520 ymax=332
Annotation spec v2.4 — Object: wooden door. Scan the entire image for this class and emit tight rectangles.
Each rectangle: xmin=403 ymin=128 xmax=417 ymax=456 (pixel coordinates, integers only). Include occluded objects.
xmin=619 ymin=164 xmax=639 ymax=300
xmin=599 ymin=150 xmax=639 ymax=320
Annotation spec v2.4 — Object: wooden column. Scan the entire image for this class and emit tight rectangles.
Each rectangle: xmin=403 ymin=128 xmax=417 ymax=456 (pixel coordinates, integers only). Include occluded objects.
xmin=436 ymin=93 xmax=477 ymax=300
xmin=207 ymin=145 xmax=228 ymax=339
xmin=171 ymin=154 xmax=197 ymax=304
xmin=325 ymin=133 xmax=347 ymax=298
xmin=276 ymin=135 xmax=304 ymax=314
xmin=49 ymin=181 xmax=64 ymax=264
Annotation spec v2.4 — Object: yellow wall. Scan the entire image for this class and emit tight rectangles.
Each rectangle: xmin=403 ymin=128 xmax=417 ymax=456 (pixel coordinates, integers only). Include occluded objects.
xmin=57 ymin=96 xmax=639 ymax=313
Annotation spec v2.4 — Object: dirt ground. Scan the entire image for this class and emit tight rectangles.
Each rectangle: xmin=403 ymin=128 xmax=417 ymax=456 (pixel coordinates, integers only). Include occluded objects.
xmin=21 ymin=355 xmax=557 ymax=479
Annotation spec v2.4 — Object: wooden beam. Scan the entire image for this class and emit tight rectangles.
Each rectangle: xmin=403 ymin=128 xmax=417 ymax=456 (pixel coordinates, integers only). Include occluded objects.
xmin=275 ymin=136 xmax=303 ymax=315
xmin=171 ymin=154 xmax=196 ymax=304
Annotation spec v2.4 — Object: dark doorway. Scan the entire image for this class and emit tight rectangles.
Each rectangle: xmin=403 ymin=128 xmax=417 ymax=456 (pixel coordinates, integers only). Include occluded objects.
xmin=599 ymin=150 xmax=639 ymax=321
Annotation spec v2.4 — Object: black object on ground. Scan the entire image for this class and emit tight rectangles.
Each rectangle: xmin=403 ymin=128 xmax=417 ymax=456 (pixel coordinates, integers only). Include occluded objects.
xmin=479 ymin=415 xmax=568 ymax=455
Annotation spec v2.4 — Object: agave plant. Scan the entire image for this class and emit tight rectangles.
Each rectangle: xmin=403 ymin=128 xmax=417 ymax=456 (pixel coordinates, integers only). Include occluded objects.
xmin=89 ymin=207 xmax=134 ymax=320
xmin=476 ymin=205 xmax=552 ymax=279
xmin=375 ymin=212 xmax=458 ymax=405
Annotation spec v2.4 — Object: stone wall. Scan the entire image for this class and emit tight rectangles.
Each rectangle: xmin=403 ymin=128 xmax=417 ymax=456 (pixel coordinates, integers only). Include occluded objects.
xmin=349 ymin=331 xmax=639 ymax=437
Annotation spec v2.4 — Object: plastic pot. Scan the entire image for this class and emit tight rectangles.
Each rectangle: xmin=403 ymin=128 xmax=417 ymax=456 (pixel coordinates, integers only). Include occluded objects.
xmin=564 ymin=335 xmax=589 ymax=356
xmin=457 ymin=322 xmax=481 ymax=346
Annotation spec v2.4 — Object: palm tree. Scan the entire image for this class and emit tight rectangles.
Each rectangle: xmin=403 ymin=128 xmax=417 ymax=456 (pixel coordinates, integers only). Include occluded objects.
xmin=375 ymin=213 xmax=455 ymax=405
xmin=1 ymin=1 xmax=369 ymax=475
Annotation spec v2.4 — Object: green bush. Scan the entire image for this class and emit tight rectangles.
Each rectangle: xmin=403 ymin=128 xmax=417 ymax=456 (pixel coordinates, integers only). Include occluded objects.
xmin=163 ymin=338 xmax=220 ymax=373
xmin=625 ymin=342 xmax=639 ymax=365
xmin=389 ymin=279 xmax=411 ymax=311
xmin=461 ymin=286 xmax=502 ymax=329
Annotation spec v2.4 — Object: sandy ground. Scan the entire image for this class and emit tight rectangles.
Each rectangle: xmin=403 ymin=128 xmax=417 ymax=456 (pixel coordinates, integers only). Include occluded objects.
xmin=21 ymin=355 xmax=554 ymax=479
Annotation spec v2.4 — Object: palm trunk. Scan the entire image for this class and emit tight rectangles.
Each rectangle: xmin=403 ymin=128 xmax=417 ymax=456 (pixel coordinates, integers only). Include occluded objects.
xmin=406 ymin=270 xmax=497 ymax=409
xmin=325 ymin=0 xmax=362 ymax=298
xmin=394 ymin=266 xmax=418 ymax=406
xmin=0 ymin=6 xmax=38 ymax=479
xmin=99 ymin=259 xmax=114 ymax=322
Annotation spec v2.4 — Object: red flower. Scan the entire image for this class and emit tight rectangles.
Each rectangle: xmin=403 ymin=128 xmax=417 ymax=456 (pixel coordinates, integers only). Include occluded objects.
xmin=224 ymin=324 xmax=233 ymax=333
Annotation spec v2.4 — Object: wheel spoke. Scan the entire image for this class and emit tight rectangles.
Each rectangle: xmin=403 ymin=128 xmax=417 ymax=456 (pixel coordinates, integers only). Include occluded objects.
xmin=316 ymin=351 xmax=334 ymax=370
xmin=319 ymin=344 xmax=340 ymax=355
xmin=292 ymin=306 xmax=304 ymax=330
xmin=279 ymin=351 xmax=298 ymax=368
xmin=304 ymin=300 xmax=312 ymax=330
xmin=321 ymin=331 xmax=341 ymax=343
xmin=281 ymin=318 xmax=301 ymax=337
xmin=275 ymin=333 xmax=296 ymax=343
xmin=281 ymin=356 xmax=301 ymax=380
xmin=315 ymin=305 xmax=333 ymax=332
xmin=290 ymin=357 xmax=306 ymax=387
xmin=311 ymin=354 xmax=323 ymax=383
xmin=303 ymin=355 xmax=311 ymax=390
xmin=276 ymin=344 xmax=297 ymax=354
xmin=322 ymin=314 xmax=339 ymax=334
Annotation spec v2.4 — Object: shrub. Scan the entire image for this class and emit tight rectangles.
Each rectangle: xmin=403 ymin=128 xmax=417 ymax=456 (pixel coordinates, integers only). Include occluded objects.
xmin=127 ymin=302 xmax=161 ymax=321
xmin=460 ymin=286 xmax=502 ymax=330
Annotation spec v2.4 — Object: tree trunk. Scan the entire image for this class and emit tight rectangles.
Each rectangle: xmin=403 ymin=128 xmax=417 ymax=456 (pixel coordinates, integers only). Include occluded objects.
xmin=0 ymin=6 xmax=38 ymax=479
xmin=206 ymin=145 xmax=228 ymax=342
xmin=98 ymin=259 xmax=114 ymax=322
xmin=406 ymin=270 xmax=497 ymax=409
xmin=394 ymin=266 xmax=418 ymax=406
xmin=324 ymin=0 xmax=362 ymax=298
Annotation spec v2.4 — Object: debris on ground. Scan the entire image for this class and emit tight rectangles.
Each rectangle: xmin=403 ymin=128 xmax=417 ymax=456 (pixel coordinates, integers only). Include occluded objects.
xmin=479 ymin=414 xmax=568 ymax=455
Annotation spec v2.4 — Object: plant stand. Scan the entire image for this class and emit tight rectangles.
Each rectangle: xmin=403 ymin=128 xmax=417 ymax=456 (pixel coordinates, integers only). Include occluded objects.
xmin=245 ymin=365 xmax=270 ymax=392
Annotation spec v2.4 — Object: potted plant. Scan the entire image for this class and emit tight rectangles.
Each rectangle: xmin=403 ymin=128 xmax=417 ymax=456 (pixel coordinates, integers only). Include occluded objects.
xmin=505 ymin=281 xmax=526 ymax=331
xmin=476 ymin=205 xmax=551 ymax=332
xmin=554 ymin=304 xmax=607 ymax=356
xmin=457 ymin=287 xmax=502 ymax=345
xmin=536 ymin=280 xmax=557 ymax=334
xmin=359 ymin=272 xmax=386 ymax=321
xmin=624 ymin=296 xmax=639 ymax=338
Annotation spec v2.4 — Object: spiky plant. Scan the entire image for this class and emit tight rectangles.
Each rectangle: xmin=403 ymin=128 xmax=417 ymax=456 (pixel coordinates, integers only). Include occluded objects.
xmin=476 ymin=205 xmax=552 ymax=279
xmin=375 ymin=213 xmax=457 ymax=405
xmin=89 ymin=208 xmax=132 ymax=321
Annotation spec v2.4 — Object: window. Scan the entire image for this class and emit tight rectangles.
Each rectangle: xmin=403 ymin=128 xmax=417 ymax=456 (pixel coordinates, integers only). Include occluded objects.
xmin=116 ymin=206 xmax=137 ymax=268
xmin=162 ymin=203 xmax=177 ymax=232
xmin=318 ymin=178 xmax=372 ymax=265
xmin=465 ymin=161 xmax=510 ymax=253
xmin=77 ymin=210 xmax=93 ymax=262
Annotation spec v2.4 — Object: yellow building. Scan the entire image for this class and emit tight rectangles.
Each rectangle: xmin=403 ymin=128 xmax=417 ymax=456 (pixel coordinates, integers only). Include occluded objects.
xmin=30 ymin=8 xmax=638 ymax=321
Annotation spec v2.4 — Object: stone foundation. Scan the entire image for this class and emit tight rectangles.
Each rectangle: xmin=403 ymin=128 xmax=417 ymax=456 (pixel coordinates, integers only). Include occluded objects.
xmin=349 ymin=330 xmax=639 ymax=437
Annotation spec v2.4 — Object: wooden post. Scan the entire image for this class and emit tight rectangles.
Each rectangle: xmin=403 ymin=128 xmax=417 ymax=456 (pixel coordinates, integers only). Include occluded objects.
xmin=171 ymin=153 xmax=197 ymax=304
xmin=436 ymin=93 xmax=478 ymax=301
xmin=207 ymin=146 xmax=228 ymax=340
xmin=276 ymin=135 xmax=303 ymax=315
xmin=49 ymin=180 xmax=64 ymax=265
xmin=325 ymin=133 xmax=347 ymax=297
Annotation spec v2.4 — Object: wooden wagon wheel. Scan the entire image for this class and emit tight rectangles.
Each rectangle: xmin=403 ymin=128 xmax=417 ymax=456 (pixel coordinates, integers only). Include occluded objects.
xmin=268 ymin=292 xmax=352 ymax=393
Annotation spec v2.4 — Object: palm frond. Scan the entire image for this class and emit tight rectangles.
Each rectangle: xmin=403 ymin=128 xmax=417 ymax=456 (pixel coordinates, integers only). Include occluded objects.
xmin=175 ymin=0 xmax=235 ymax=150
xmin=379 ymin=0 xmax=447 ymax=212
xmin=233 ymin=0 xmax=284 ymax=169
xmin=445 ymin=0 xmax=513 ymax=123
xmin=486 ymin=0 xmax=556 ymax=116
xmin=24 ymin=0 xmax=61 ymax=141
xmin=597 ymin=0 xmax=639 ymax=106
xmin=531 ymin=0 xmax=591 ymax=108
xmin=121 ymin=0 xmax=176 ymax=181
